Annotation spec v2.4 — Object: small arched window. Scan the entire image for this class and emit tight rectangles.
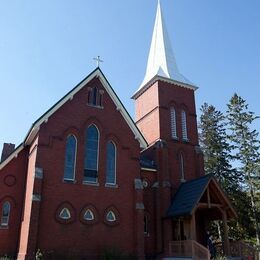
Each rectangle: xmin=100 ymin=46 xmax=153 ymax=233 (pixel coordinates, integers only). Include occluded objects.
xmin=64 ymin=135 xmax=77 ymax=181
xmin=106 ymin=211 xmax=116 ymax=222
xmin=59 ymin=208 xmax=71 ymax=220
xmin=1 ymin=202 xmax=10 ymax=226
xmin=84 ymin=125 xmax=99 ymax=183
xmin=179 ymin=153 xmax=185 ymax=181
xmin=181 ymin=110 xmax=188 ymax=140
xmin=106 ymin=141 xmax=116 ymax=185
xmin=84 ymin=209 xmax=94 ymax=221
xmin=170 ymin=107 xmax=177 ymax=139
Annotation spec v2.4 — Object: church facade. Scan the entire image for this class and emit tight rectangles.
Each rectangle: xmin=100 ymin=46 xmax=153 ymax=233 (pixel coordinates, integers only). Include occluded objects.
xmin=0 ymin=1 xmax=236 ymax=259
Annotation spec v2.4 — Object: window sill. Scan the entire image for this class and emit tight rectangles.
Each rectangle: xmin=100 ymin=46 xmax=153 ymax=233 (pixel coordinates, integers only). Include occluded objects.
xmin=182 ymin=138 xmax=189 ymax=143
xmin=0 ymin=225 xmax=8 ymax=229
xmin=105 ymin=183 xmax=118 ymax=188
xmin=83 ymin=181 xmax=100 ymax=187
xmin=63 ymin=179 xmax=76 ymax=184
xmin=87 ymin=104 xmax=104 ymax=109
xmin=172 ymin=136 xmax=179 ymax=141
xmin=180 ymin=179 xmax=186 ymax=183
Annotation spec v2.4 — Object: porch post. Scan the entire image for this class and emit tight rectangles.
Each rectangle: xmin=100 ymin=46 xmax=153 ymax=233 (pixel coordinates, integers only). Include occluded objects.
xmin=190 ymin=212 xmax=196 ymax=241
xmin=222 ymin=209 xmax=231 ymax=256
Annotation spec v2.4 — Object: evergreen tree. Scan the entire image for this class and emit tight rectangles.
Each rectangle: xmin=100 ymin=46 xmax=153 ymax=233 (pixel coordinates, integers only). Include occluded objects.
xmin=199 ymin=103 xmax=253 ymax=241
xmin=199 ymin=103 xmax=240 ymax=191
xmin=227 ymin=93 xmax=260 ymax=245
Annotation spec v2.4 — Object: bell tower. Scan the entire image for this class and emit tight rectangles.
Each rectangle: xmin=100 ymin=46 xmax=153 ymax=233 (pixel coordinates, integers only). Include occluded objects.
xmin=132 ymin=0 xmax=199 ymax=148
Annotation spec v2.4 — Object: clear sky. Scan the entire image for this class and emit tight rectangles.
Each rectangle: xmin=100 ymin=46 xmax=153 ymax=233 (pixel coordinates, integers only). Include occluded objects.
xmin=0 ymin=0 xmax=259 ymax=149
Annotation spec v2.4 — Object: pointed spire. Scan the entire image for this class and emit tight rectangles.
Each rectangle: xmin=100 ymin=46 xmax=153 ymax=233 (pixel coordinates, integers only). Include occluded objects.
xmin=137 ymin=0 xmax=195 ymax=93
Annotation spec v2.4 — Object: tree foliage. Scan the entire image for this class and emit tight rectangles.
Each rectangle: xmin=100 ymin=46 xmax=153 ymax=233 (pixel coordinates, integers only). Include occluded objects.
xmin=199 ymin=95 xmax=260 ymax=245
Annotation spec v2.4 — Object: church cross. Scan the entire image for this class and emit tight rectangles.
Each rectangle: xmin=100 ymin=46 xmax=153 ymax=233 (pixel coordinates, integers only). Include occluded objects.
xmin=93 ymin=56 xmax=104 ymax=67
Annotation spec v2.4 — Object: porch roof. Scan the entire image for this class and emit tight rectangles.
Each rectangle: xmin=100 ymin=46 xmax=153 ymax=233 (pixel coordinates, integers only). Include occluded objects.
xmin=167 ymin=175 xmax=212 ymax=218
xmin=167 ymin=174 xmax=236 ymax=219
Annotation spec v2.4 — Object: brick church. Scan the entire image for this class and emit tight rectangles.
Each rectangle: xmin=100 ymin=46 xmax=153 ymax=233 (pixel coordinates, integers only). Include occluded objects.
xmin=0 ymin=1 xmax=236 ymax=259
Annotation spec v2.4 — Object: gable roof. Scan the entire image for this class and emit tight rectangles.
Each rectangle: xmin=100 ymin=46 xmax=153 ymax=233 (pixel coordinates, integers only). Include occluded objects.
xmin=0 ymin=68 xmax=148 ymax=170
xmin=167 ymin=175 xmax=212 ymax=218
xmin=167 ymin=174 xmax=237 ymax=219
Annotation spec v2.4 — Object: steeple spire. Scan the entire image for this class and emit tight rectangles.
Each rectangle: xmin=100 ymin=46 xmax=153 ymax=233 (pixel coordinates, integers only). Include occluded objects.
xmin=137 ymin=0 xmax=195 ymax=93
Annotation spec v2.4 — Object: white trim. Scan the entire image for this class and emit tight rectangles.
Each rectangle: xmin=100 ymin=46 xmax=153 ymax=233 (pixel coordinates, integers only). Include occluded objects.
xmin=141 ymin=167 xmax=157 ymax=172
xmin=0 ymin=145 xmax=24 ymax=170
xmin=132 ymin=75 xmax=198 ymax=100
xmin=106 ymin=211 xmax=116 ymax=222
xmin=84 ymin=209 xmax=94 ymax=221
xmin=59 ymin=208 xmax=71 ymax=220
xmin=24 ymin=69 xmax=147 ymax=149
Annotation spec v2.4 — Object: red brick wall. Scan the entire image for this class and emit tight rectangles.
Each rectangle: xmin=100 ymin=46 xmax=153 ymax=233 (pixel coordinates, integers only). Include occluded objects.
xmin=29 ymin=77 xmax=142 ymax=257
xmin=0 ymin=148 xmax=28 ymax=256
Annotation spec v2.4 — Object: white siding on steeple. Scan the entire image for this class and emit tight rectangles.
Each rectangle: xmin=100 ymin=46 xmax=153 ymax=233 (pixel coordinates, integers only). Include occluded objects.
xmin=138 ymin=0 xmax=194 ymax=91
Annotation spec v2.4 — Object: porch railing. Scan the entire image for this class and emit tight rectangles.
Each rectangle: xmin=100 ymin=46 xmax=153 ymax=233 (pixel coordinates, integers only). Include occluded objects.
xmin=230 ymin=241 xmax=260 ymax=260
xmin=169 ymin=240 xmax=210 ymax=260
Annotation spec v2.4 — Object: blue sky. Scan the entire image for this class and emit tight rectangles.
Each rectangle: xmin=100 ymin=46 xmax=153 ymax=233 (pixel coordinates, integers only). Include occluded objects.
xmin=0 ymin=0 xmax=259 ymax=149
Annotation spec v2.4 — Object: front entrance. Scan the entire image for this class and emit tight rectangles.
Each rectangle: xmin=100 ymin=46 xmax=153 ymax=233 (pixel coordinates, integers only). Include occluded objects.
xmin=172 ymin=218 xmax=191 ymax=241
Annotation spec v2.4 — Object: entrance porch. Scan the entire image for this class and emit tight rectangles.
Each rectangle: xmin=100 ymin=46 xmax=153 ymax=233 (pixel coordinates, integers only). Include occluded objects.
xmin=166 ymin=174 xmax=237 ymax=259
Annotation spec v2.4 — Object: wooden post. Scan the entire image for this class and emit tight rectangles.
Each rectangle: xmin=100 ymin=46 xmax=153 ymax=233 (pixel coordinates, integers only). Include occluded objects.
xmin=190 ymin=212 xmax=196 ymax=241
xmin=222 ymin=209 xmax=231 ymax=256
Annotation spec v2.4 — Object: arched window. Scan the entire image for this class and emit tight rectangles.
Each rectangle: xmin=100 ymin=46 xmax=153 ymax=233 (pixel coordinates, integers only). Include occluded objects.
xmin=1 ymin=202 xmax=10 ymax=226
xmin=181 ymin=110 xmax=188 ymax=140
xmin=179 ymin=153 xmax=185 ymax=181
xmin=106 ymin=211 xmax=116 ymax=222
xmin=84 ymin=209 xmax=94 ymax=221
xmin=59 ymin=208 xmax=71 ymax=220
xmin=106 ymin=141 xmax=116 ymax=185
xmin=170 ymin=107 xmax=177 ymax=139
xmin=84 ymin=125 xmax=99 ymax=183
xmin=64 ymin=135 xmax=77 ymax=181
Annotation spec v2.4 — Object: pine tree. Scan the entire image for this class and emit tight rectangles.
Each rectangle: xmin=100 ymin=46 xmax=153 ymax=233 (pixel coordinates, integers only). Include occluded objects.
xmin=199 ymin=103 xmax=240 ymax=191
xmin=199 ymin=103 xmax=244 ymax=241
xmin=227 ymin=93 xmax=260 ymax=246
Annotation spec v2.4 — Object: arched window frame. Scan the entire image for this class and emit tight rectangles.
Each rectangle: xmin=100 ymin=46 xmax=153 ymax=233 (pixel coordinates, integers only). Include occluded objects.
xmin=84 ymin=124 xmax=100 ymax=183
xmin=1 ymin=201 xmax=11 ymax=227
xmin=63 ymin=134 xmax=77 ymax=182
xmin=105 ymin=141 xmax=117 ymax=185
xmin=181 ymin=110 xmax=188 ymax=141
xmin=170 ymin=107 xmax=177 ymax=139
xmin=106 ymin=211 xmax=116 ymax=222
xmin=179 ymin=153 xmax=185 ymax=182
xmin=84 ymin=209 xmax=95 ymax=221
xmin=59 ymin=208 xmax=71 ymax=220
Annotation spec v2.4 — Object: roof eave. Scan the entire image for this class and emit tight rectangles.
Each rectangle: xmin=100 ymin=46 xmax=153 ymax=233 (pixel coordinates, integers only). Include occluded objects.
xmin=0 ymin=143 xmax=24 ymax=170
xmin=132 ymin=75 xmax=198 ymax=100
xmin=24 ymin=68 xmax=148 ymax=149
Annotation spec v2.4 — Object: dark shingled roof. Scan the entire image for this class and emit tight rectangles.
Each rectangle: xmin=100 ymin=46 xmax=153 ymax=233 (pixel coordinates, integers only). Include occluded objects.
xmin=167 ymin=174 xmax=212 ymax=218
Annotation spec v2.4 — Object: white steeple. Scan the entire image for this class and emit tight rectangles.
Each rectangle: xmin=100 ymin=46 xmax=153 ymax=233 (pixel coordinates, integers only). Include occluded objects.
xmin=137 ymin=0 xmax=195 ymax=93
